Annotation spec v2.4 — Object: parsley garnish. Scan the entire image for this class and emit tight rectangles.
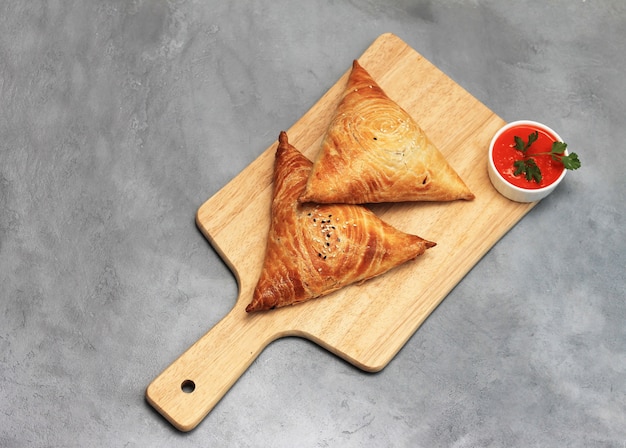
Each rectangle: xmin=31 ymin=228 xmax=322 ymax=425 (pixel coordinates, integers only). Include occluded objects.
xmin=513 ymin=157 xmax=542 ymax=183
xmin=512 ymin=131 xmax=581 ymax=184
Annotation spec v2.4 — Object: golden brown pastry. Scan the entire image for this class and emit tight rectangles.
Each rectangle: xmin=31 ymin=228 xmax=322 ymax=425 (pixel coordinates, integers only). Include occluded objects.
xmin=246 ymin=131 xmax=435 ymax=313
xmin=299 ymin=60 xmax=474 ymax=204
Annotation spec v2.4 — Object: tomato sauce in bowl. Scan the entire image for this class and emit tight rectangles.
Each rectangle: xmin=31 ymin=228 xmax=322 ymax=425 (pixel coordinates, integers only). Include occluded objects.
xmin=488 ymin=120 xmax=568 ymax=202
xmin=491 ymin=124 xmax=565 ymax=189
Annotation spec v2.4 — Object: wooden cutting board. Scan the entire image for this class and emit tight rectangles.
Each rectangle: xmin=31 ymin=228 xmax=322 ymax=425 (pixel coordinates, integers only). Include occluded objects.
xmin=146 ymin=33 xmax=536 ymax=431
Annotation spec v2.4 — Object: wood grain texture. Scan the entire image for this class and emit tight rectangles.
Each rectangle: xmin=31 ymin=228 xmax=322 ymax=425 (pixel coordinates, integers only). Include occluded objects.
xmin=146 ymin=33 xmax=535 ymax=431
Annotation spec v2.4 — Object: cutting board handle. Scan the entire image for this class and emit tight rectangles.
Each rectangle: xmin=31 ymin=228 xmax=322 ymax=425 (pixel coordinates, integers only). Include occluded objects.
xmin=145 ymin=305 xmax=277 ymax=431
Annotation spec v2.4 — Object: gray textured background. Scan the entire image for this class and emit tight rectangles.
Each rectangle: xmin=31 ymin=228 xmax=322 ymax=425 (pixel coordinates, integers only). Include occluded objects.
xmin=1 ymin=1 xmax=625 ymax=447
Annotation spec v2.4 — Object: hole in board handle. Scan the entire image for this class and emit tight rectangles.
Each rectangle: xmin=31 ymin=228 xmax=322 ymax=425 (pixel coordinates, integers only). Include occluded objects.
xmin=181 ymin=379 xmax=195 ymax=394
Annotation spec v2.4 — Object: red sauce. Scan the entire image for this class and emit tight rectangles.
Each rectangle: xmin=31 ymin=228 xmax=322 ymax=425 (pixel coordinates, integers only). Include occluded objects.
xmin=492 ymin=124 xmax=565 ymax=189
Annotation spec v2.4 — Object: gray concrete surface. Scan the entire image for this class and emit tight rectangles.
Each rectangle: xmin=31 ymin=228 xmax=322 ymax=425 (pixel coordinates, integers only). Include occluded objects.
xmin=1 ymin=1 xmax=625 ymax=447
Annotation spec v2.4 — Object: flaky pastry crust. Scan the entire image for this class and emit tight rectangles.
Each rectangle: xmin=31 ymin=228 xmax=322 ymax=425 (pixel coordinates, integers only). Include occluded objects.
xmin=299 ymin=60 xmax=474 ymax=204
xmin=246 ymin=132 xmax=435 ymax=312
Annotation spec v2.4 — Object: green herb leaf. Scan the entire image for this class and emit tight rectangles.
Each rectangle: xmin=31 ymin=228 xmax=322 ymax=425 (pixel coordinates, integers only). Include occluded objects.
xmin=561 ymin=152 xmax=581 ymax=170
xmin=513 ymin=158 xmax=542 ymax=183
xmin=551 ymin=141 xmax=568 ymax=155
xmin=513 ymin=160 xmax=526 ymax=176
xmin=527 ymin=131 xmax=538 ymax=148
xmin=513 ymin=131 xmax=539 ymax=153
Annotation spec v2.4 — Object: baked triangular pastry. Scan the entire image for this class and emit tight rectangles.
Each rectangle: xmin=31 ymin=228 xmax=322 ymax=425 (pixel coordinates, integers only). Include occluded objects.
xmin=246 ymin=131 xmax=435 ymax=312
xmin=299 ymin=60 xmax=474 ymax=204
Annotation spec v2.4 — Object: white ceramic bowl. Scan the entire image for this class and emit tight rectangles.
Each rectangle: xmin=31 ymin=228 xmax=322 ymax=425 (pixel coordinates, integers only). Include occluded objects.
xmin=488 ymin=120 xmax=567 ymax=203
